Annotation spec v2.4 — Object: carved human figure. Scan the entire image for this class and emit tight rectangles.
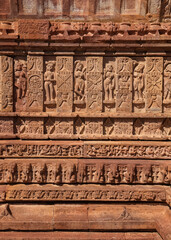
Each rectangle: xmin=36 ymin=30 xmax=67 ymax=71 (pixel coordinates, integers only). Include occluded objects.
xmin=165 ymin=0 xmax=171 ymax=16
xmin=164 ymin=64 xmax=171 ymax=102
xmin=74 ymin=61 xmax=86 ymax=104
xmin=15 ymin=61 xmax=27 ymax=100
xmin=133 ymin=63 xmax=145 ymax=102
xmin=44 ymin=61 xmax=55 ymax=104
xmin=104 ymin=64 xmax=115 ymax=102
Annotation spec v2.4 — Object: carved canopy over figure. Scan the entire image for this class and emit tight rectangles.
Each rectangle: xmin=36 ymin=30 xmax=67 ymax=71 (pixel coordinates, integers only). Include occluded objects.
xmin=15 ymin=61 xmax=27 ymax=100
xmin=44 ymin=61 xmax=56 ymax=104
xmin=133 ymin=62 xmax=145 ymax=103
xmin=104 ymin=64 xmax=115 ymax=103
xmin=74 ymin=60 xmax=86 ymax=104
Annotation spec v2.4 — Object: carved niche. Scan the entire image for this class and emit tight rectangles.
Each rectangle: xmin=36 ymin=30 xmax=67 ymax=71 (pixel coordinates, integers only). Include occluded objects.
xmin=14 ymin=59 xmax=27 ymax=112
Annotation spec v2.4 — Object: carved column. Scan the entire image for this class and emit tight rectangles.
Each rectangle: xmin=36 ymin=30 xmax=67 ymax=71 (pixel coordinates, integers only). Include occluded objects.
xmin=56 ymin=56 xmax=73 ymax=112
xmin=145 ymin=57 xmax=163 ymax=112
xmin=27 ymin=55 xmax=44 ymax=112
xmin=0 ymin=56 xmax=13 ymax=112
xmin=86 ymin=57 xmax=103 ymax=112
xmin=116 ymin=57 xmax=133 ymax=112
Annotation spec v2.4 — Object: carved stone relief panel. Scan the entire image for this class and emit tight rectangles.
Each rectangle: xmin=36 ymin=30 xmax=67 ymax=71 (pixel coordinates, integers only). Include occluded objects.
xmin=0 ymin=117 xmax=13 ymax=136
xmin=27 ymin=56 xmax=43 ymax=112
xmin=74 ymin=58 xmax=86 ymax=112
xmin=56 ymin=56 xmax=73 ymax=112
xmin=133 ymin=58 xmax=145 ymax=113
xmin=103 ymin=58 xmax=116 ymax=112
xmin=18 ymin=0 xmax=39 ymax=15
xmin=45 ymin=117 xmax=73 ymax=138
xmin=44 ymin=58 xmax=56 ymax=112
xmin=15 ymin=117 xmax=44 ymax=138
xmin=0 ymin=56 xmax=13 ymax=112
xmin=163 ymin=58 xmax=171 ymax=112
xmin=86 ymin=57 xmax=103 ymax=112
xmin=14 ymin=57 xmax=27 ymax=112
xmin=85 ymin=118 xmax=103 ymax=138
xmin=145 ymin=57 xmax=163 ymax=112
xmin=114 ymin=119 xmax=133 ymax=136
xmin=116 ymin=57 xmax=133 ymax=112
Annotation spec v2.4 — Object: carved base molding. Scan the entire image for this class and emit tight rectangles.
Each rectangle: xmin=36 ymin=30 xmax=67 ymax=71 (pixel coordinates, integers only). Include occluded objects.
xmin=0 ymin=232 xmax=163 ymax=240
xmin=0 ymin=159 xmax=170 ymax=185
xmin=0 ymin=203 xmax=170 ymax=240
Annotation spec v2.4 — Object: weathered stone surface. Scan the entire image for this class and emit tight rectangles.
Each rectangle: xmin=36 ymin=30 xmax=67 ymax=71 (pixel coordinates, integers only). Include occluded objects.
xmin=0 ymin=1 xmax=170 ymax=239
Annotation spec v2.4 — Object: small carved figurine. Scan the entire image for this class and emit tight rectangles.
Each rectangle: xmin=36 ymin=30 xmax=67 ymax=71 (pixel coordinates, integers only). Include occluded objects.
xmin=74 ymin=61 xmax=86 ymax=105
xmin=133 ymin=63 xmax=145 ymax=103
xmin=44 ymin=61 xmax=56 ymax=104
xmin=104 ymin=64 xmax=115 ymax=103
xmin=164 ymin=63 xmax=171 ymax=103
xmin=15 ymin=61 xmax=27 ymax=100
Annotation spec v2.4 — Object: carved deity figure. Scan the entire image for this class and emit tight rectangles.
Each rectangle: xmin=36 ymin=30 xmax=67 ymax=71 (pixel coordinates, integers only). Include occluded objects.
xmin=44 ymin=61 xmax=56 ymax=104
xmin=104 ymin=64 xmax=115 ymax=103
xmin=133 ymin=63 xmax=145 ymax=103
xmin=74 ymin=61 xmax=86 ymax=104
xmin=164 ymin=63 xmax=171 ymax=103
xmin=15 ymin=61 xmax=27 ymax=100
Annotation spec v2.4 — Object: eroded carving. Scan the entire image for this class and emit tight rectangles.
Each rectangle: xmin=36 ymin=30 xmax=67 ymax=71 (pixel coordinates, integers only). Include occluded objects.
xmin=44 ymin=61 xmax=56 ymax=105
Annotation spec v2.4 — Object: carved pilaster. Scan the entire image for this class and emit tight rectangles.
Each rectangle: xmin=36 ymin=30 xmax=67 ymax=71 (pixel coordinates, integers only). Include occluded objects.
xmin=0 ymin=56 xmax=13 ymax=112
xmin=27 ymin=56 xmax=43 ymax=112
xmin=116 ymin=57 xmax=133 ymax=112
xmin=86 ymin=57 xmax=103 ymax=112
xmin=146 ymin=57 xmax=163 ymax=112
xmin=56 ymin=56 xmax=73 ymax=112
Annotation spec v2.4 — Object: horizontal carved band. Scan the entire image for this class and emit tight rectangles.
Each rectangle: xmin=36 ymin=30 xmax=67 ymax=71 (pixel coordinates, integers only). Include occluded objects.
xmin=0 ymin=185 xmax=169 ymax=206
xmin=0 ymin=140 xmax=171 ymax=159
xmin=1 ymin=55 xmax=171 ymax=117
xmin=2 ymin=116 xmax=171 ymax=140
xmin=0 ymin=159 xmax=170 ymax=185
xmin=2 ymin=20 xmax=171 ymax=41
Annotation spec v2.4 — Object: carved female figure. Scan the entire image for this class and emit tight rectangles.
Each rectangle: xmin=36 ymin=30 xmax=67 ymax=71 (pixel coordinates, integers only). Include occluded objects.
xmin=104 ymin=64 xmax=115 ymax=103
xmin=164 ymin=63 xmax=171 ymax=103
xmin=74 ymin=61 xmax=86 ymax=104
xmin=15 ymin=62 xmax=27 ymax=100
xmin=165 ymin=0 xmax=171 ymax=16
xmin=133 ymin=63 xmax=145 ymax=102
xmin=44 ymin=61 xmax=55 ymax=104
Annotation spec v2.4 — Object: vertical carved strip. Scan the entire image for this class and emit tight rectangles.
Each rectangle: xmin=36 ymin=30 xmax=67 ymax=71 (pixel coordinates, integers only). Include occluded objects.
xmin=116 ymin=57 xmax=133 ymax=112
xmin=146 ymin=57 xmax=163 ymax=112
xmin=56 ymin=56 xmax=73 ymax=112
xmin=27 ymin=56 xmax=43 ymax=112
xmin=0 ymin=56 xmax=13 ymax=112
xmin=86 ymin=57 xmax=103 ymax=112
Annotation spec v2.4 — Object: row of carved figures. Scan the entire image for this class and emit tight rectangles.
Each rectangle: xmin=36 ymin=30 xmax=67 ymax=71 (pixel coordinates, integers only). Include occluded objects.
xmin=12 ymin=56 xmax=171 ymax=113
xmin=0 ymin=162 xmax=170 ymax=184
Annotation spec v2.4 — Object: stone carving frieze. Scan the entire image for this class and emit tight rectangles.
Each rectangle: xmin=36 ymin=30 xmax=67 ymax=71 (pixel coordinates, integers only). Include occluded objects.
xmin=0 ymin=160 xmax=170 ymax=185
xmin=0 ymin=141 xmax=170 ymax=159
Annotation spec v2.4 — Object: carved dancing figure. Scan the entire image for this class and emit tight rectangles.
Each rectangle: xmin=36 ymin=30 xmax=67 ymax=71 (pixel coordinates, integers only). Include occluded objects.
xmin=15 ymin=61 xmax=27 ymax=100
xmin=74 ymin=61 xmax=86 ymax=104
xmin=44 ymin=61 xmax=55 ymax=104
xmin=104 ymin=64 xmax=115 ymax=102
xmin=133 ymin=63 xmax=145 ymax=102
xmin=164 ymin=64 xmax=171 ymax=102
